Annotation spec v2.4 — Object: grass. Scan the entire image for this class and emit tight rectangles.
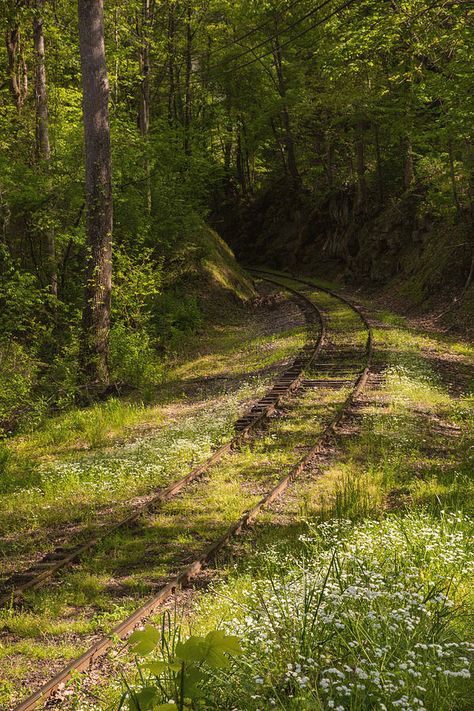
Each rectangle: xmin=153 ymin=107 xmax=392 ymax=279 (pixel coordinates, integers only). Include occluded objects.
xmin=1 ymin=276 xmax=473 ymax=709
xmin=91 ymin=275 xmax=472 ymax=711
xmin=0 ymin=283 xmax=352 ymax=709
xmin=0 ymin=290 xmax=310 ymax=573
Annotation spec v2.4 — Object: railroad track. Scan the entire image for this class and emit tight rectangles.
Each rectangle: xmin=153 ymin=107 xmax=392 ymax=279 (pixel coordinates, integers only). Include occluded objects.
xmin=10 ymin=272 xmax=373 ymax=711
xmin=0 ymin=288 xmax=323 ymax=610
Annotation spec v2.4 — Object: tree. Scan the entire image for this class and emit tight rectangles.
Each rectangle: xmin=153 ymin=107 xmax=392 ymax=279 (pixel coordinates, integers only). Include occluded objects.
xmin=5 ymin=1 xmax=28 ymax=113
xmin=77 ymin=0 xmax=113 ymax=386
xmin=33 ymin=0 xmax=57 ymax=296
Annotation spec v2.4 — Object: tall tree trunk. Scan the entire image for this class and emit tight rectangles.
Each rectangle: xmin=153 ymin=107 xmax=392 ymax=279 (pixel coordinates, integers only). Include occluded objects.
xmin=138 ymin=0 xmax=151 ymax=139
xmin=78 ymin=0 xmax=113 ymax=387
xmin=183 ymin=1 xmax=193 ymax=156
xmin=462 ymin=143 xmax=474 ymax=295
xmin=0 ymin=183 xmax=10 ymax=244
xmin=33 ymin=0 xmax=57 ymax=296
xmin=242 ymin=119 xmax=253 ymax=194
xmin=223 ymin=107 xmax=233 ymax=196
xmin=273 ymin=33 xmax=299 ymax=183
xmin=236 ymin=123 xmax=246 ymax=196
xmin=374 ymin=124 xmax=384 ymax=207
xmin=138 ymin=0 xmax=152 ymax=211
xmin=167 ymin=2 xmax=176 ymax=125
xmin=270 ymin=117 xmax=288 ymax=175
xmin=6 ymin=25 xmax=28 ymax=111
xmin=325 ymin=134 xmax=335 ymax=190
xmin=447 ymin=139 xmax=461 ymax=216
xmin=355 ymin=122 xmax=367 ymax=211
xmin=403 ymin=134 xmax=414 ymax=190
xmin=113 ymin=5 xmax=120 ymax=105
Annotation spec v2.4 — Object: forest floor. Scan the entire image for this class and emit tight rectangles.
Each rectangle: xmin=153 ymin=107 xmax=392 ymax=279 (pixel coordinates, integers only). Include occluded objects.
xmin=0 ymin=284 xmax=310 ymax=707
xmin=0 ymin=275 xmax=473 ymax=710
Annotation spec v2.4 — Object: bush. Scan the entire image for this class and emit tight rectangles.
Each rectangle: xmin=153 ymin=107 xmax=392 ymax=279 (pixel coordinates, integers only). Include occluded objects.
xmin=155 ymin=291 xmax=203 ymax=350
xmin=113 ymin=246 xmax=162 ymax=330
xmin=0 ymin=244 xmax=52 ymax=345
xmin=0 ymin=341 xmax=42 ymax=433
xmin=109 ymin=323 xmax=164 ymax=400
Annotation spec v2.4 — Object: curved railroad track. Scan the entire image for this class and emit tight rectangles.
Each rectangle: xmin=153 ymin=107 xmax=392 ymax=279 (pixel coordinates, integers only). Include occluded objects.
xmin=11 ymin=272 xmax=373 ymax=711
xmin=0 ymin=287 xmax=324 ymax=610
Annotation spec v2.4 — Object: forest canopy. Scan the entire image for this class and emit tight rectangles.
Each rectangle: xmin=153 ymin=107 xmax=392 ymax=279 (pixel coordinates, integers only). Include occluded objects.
xmin=0 ymin=0 xmax=472 ymax=431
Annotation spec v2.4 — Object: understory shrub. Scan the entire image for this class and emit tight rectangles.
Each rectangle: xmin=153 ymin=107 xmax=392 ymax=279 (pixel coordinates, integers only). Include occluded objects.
xmin=0 ymin=340 xmax=42 ymax=433
xmin=109 ymin=323 xmax=164 ymax=399
xmin=155 ymin=291 xmax=204 ymax=350
xmin=0 ymin=245 xmax=51 ymax=345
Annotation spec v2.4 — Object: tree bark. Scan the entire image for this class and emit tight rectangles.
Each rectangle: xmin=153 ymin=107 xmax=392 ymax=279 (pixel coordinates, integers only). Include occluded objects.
xmin=183 ymin=1 xmax=193 ymax=156
xmin=223 ymin=109 xmax=233 ymax=196
xmin=447 ymin=139 xmax=461 ymax=216
xmin=138 ymin=0 xmax=151 ymax=138
xmin=33 ymin=0 xmax=57 ymax=296
xmin=78 ymin=0 xmax=113 ymax=386
xmin=403 ymin=134 xmax=414 ymax=190
xmin=138 ymin=0 xmax=152 ymax=211
xmin=355 ymin=122 xmax=367 ymax=211
xmin=462 ymin=143 xmax=474 ymax=295
xmin=242 ymin=119 xmax=253 ymax=194
xmin=236 ymin=129 xmax=246 ymax=196
xmin=270 ymin=117 xmax=288 ymax=176
xmin=325 ymin=134 xmax=335 ymax=190
xmin=167 ymin=2 xmax=177 ymax=125
xmin=6 ymin=25 xmax=28 ymax=111
xmin=33 ymin=4 xmax=50 ymax=161
xmin=273 ymin=33 xmax=299 ymax=183
xmin=374 ymin=124 xmax=384 ymax=207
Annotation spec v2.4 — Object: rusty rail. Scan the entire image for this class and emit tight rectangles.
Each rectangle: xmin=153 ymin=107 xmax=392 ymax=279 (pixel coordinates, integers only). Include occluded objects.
xmin=12 ymin=274 xmax=372 ymax=711
xmin=0 ymin=289 xmax=325 ymax=611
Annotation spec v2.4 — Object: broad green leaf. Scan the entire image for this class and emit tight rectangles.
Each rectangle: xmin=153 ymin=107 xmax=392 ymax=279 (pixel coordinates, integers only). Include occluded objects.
xmin=142 ymin=660 xmax=168 ymax=676
xmin=169 ymin=662 xmax=182 ymax=672
xmin=128 ymin=687 xmax=158 ymax=711
xmin=205 ymin=630 xmax=242 ymax=656
xmin=128 ymin=626 xmax=161 ymax=657
xmin=176 ymin=630 xmax=242 ymax=668
xmin=184 ymin=666 xmax=206 ymax=697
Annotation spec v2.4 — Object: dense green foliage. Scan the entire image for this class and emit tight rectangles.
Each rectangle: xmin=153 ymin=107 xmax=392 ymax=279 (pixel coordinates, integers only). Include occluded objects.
xmin=0 ymin=0 xmax=472 ymax=427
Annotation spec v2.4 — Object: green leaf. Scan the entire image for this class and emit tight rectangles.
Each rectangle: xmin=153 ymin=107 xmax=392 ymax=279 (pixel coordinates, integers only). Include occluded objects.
xmin=128 ymin=626 xmax=161 ymax=657
xmin=182 ymin=666 xmax=205 ymax=698
xmin=142 ymin=660 xmax=168 ymax=676
xmin=205 ymin=630 xmax=242 ymax=656
xmin=168 ymin=662 xmax=182 ymax=672
xmin=128 ymin=687 xmax=158 ymax=711
xmin=176 ymin=630 xmax=242 ymax=669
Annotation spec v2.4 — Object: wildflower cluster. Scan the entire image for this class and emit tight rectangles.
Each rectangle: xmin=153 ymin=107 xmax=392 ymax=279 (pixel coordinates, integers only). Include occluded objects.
xmin=207 ymin=513 xmax=473 ymax=710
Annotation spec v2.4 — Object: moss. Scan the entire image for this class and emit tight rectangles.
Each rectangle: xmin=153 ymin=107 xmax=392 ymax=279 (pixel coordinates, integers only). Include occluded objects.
xmin=198 ymin=227 xmax=256 ymax=302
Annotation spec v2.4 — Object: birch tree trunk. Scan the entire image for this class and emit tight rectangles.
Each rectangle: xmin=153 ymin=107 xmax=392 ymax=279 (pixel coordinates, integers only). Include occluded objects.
xmin=78 ymin=0 xmax=113 ymax=386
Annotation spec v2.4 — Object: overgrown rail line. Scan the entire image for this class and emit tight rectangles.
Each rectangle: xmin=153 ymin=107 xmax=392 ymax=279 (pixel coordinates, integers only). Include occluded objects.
xmin=0 ymin=290 xmax=324 ymax=610
xmin=12 ymin=273 xmax=373 ymax=711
